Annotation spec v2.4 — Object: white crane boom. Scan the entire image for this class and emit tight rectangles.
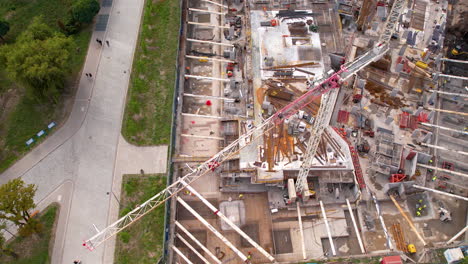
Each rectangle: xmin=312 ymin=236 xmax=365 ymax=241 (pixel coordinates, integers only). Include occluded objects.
xmin=83 ymin=3 xmax=406 ymax=249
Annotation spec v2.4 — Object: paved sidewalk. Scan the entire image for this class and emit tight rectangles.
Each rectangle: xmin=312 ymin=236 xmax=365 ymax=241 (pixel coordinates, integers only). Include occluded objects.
xmin=104 ymin=135 xmax=168 ymax=263
xmin=0 ymin=0 xmax=148 ymax=263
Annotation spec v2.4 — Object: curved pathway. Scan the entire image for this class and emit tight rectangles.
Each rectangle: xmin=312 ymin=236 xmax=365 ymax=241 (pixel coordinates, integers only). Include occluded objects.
xmin=0 ymin=0 xmax=170 ymax=263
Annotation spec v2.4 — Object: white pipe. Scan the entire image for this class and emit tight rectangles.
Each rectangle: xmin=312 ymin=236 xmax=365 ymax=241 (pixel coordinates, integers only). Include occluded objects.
xmin=320 ymin=201 xmax=337 ymax=256
xmin=296 ymin=202 xmax=307 ymax=260
xmin=186 ymin=55 xmax=235 ymax=63
xmin=420 ymin=143 xmax=468 ymax=156
xmin=435 ymin=73 xmax=468 ymax=81
xmin=417 ymin=163 xmax=468 ymax=178
xmin=188 ymin=21 xmax=230 ymax=29
xmin=446 ymin=225 xmax=468 ymax=245
xmin=183 ymin=93 xmax=235 ymax=102
xmin=176 ymin=197 xmax=248 ymax=261
xmin=420 ymin=123 xmax=468 ymax=135
xmin=201 ymin=0 xmax=228 ymax=8
xmin=185 ymin=74 xmax=231 ymax=82
xmin=181 ymin=113 xmax=223 ymax=119
xmin=427 ymin=107 xmax=468 ymax=116
xmin=346 ymin=199 xmax=366 ymax=253
xmin=187 ymin=38 xmax=233 ymax=47
xmin=441 ymin=58 xmax=468 ymax=64
xmin=188 ymin=8 xmax=225 ymax=15
xmin=369 ymin=191 xmax=393 ymax=249
xmin=172 ymin=245 xmax=194 ymax=264
xmin=428 ymin=90 xmax=468 ymax=98
xmin=412 ymin=185 xmax=468 ymax=202
xmin=181 ymin=181 xmax=276 ymax=262
xmin=176 ymin=233 xmax=212 ymax=264
xmin=181 ymin=134 xmax=224 ymax=140
xmin=175 ymin=221 xmax=222 ymax=264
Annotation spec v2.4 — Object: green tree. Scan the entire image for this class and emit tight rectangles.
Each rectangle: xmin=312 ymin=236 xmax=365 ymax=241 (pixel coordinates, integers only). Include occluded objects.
xmin=71 ymin=0 xmax=100 ymax=24
xmin=0 ymin=179 xmax=37 ymax=227
xmin=17 ymin=17 xmax=54 ymax=42
xmin=2 ymin=18 xmax=74 ymax=102
xmin=0 ymin=20 xmax=9 ymax=42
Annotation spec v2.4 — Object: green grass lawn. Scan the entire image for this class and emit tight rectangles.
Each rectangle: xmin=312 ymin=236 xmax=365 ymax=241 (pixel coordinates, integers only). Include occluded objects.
xmin=0 ymin=204 xmax=59 ymax=264
xmin=115 ymin=174 xmax=167 ymax=264
xmin=0 ymin=0 xmax=92 ymax=173
xmin=121 ymin=0 xmax=181 ymax=146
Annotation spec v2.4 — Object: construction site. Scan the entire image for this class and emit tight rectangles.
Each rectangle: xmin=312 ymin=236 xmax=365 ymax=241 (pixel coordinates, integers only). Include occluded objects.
xmin=83 ymin=0 xmax=468 ymax=263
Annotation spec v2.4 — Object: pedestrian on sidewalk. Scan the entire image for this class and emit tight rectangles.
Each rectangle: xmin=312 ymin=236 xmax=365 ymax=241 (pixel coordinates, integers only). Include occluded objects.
xmin=96 ymin=38 xmax=102 ymax=45
xmin=87 ymin=73 xmax=93 ymax=78
xmin=106 ymin=40 xmax=109 ymax=47
xmin=85 ymin=73 xmax=89 ymax=78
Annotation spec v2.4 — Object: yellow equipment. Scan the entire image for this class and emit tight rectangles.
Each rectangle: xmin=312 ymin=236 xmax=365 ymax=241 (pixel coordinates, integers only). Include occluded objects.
xmin=407 ymin=244 xmax=416 ymax=253
xmin=415 ymin=61 xmax=428 ymax=69
xmin=451 ymin=48 xmax=468 ymax=56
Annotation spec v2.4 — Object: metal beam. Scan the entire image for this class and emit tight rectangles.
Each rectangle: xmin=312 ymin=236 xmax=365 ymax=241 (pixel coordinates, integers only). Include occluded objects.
xmin=440 ymin=58 xmax=468 ymax=64
xmin=173 ymin=245 xmax=194 ymax=264
xmin=175 ymin=221 xmax=221 ymax=264
xmin=434 ymin=73 xmax=468 ymax=81
xmin=181 ymin=181 xmax=276 ymax=262
xmin=346 ymin=199 xmax=366 ymax=253
xmin=188 ymin=8 xmax=225 ymax=15
xmin=181 ymin=113 xmax=223 ymax=119
xmin=201 ymin=0 xmax=228 ymax=8
xmin=186 ymin=55 xmax=235 ymax=63
xmin=428 ymin=90 xmax=468 ymax=98
xmin=188 ymin=21 xmax=230 ymax=29
xmin=176 ymin=233 xmax=212 ymax=264
xmin=417 ymin=163 xmax=468 ymax=178
xmin=183 ymin=93 xmax=235 ymax=102
xmin=297 ymin=202 xmax=307 ymax=260
xmin=420 ymin=143 xmax=468 ymax=156
xmin=446 ymin=225 xmax=468 ymax=245
xmin=176 ymin=197 xmax=248 ymax=261
xmin=187 ymin=38 xmax=233 ymax=47
xmin=370 ymin=191 xmax=393 ymax=249
xmin=180 ymin=134 xmax=224 ymax=140
xmin=426 ymin=107 xmax=468 ymax=116
xmin=320 ymin=201 xmax=337 ymax=256
xmin=412 ymin=185 xmax=468 ymax=202
xmin=185 ymin=74 xmax=231 ymax=82
xmin=389 ymin=195 xmax=427 ymax=246
xmin=420 ymin=123 xmax=468 ymax=135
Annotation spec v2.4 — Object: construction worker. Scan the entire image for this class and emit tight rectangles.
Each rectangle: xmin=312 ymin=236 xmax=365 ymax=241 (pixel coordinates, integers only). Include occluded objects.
xmin=432 ymin=176 xmax=437 ymax=181
xmin=418 ymin=199 xmax=423 ymax=203
xmin=239 ymin=193 xmax=244 ymax=199
xmin=185 ymin=190 xmax=191 ymax=195
xmin=247 ymin=252 xmax=252 ymax=260
xmin=416 ymin=211 xmax=421 ymax=217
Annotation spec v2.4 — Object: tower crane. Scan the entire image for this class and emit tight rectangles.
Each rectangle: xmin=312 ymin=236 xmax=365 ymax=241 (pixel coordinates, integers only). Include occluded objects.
xmin=294 ymin=0 xmax=407 ymax=196
xmin=83 ymin=0 xmax=408 ymax=256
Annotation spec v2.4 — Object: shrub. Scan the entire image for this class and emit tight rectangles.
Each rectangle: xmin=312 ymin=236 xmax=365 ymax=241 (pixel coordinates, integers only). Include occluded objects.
xmin=119 ymin=231 xmax=130 ymax=243
xmin=71 ymin=0 xmax=100 ymax=24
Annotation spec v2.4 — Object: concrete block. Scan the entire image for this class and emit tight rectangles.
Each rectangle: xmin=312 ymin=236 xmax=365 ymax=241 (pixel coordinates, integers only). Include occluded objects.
xmin=385 ymin=116 xmax=393 ymax=125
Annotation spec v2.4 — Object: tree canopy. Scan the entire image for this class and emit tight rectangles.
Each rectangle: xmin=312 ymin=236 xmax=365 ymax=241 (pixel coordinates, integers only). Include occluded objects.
xmin=1 ymin=18 xmax=74 ymax=102
xmin=71 ymin=0 xmax=100 ymax=24
xmin=0 ymin=178 xmax=37 ymax=227
xmin=0 ymin=20 xmax=9 ymax=41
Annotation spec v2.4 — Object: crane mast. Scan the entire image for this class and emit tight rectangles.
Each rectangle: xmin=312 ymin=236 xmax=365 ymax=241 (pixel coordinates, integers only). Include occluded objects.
xmin=84 ymin=0 xmax=408 ymax=250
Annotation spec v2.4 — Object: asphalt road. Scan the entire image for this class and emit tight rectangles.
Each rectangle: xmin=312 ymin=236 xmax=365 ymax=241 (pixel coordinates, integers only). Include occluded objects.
xmin=0 ymin=0 xmax=145 ymax=263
